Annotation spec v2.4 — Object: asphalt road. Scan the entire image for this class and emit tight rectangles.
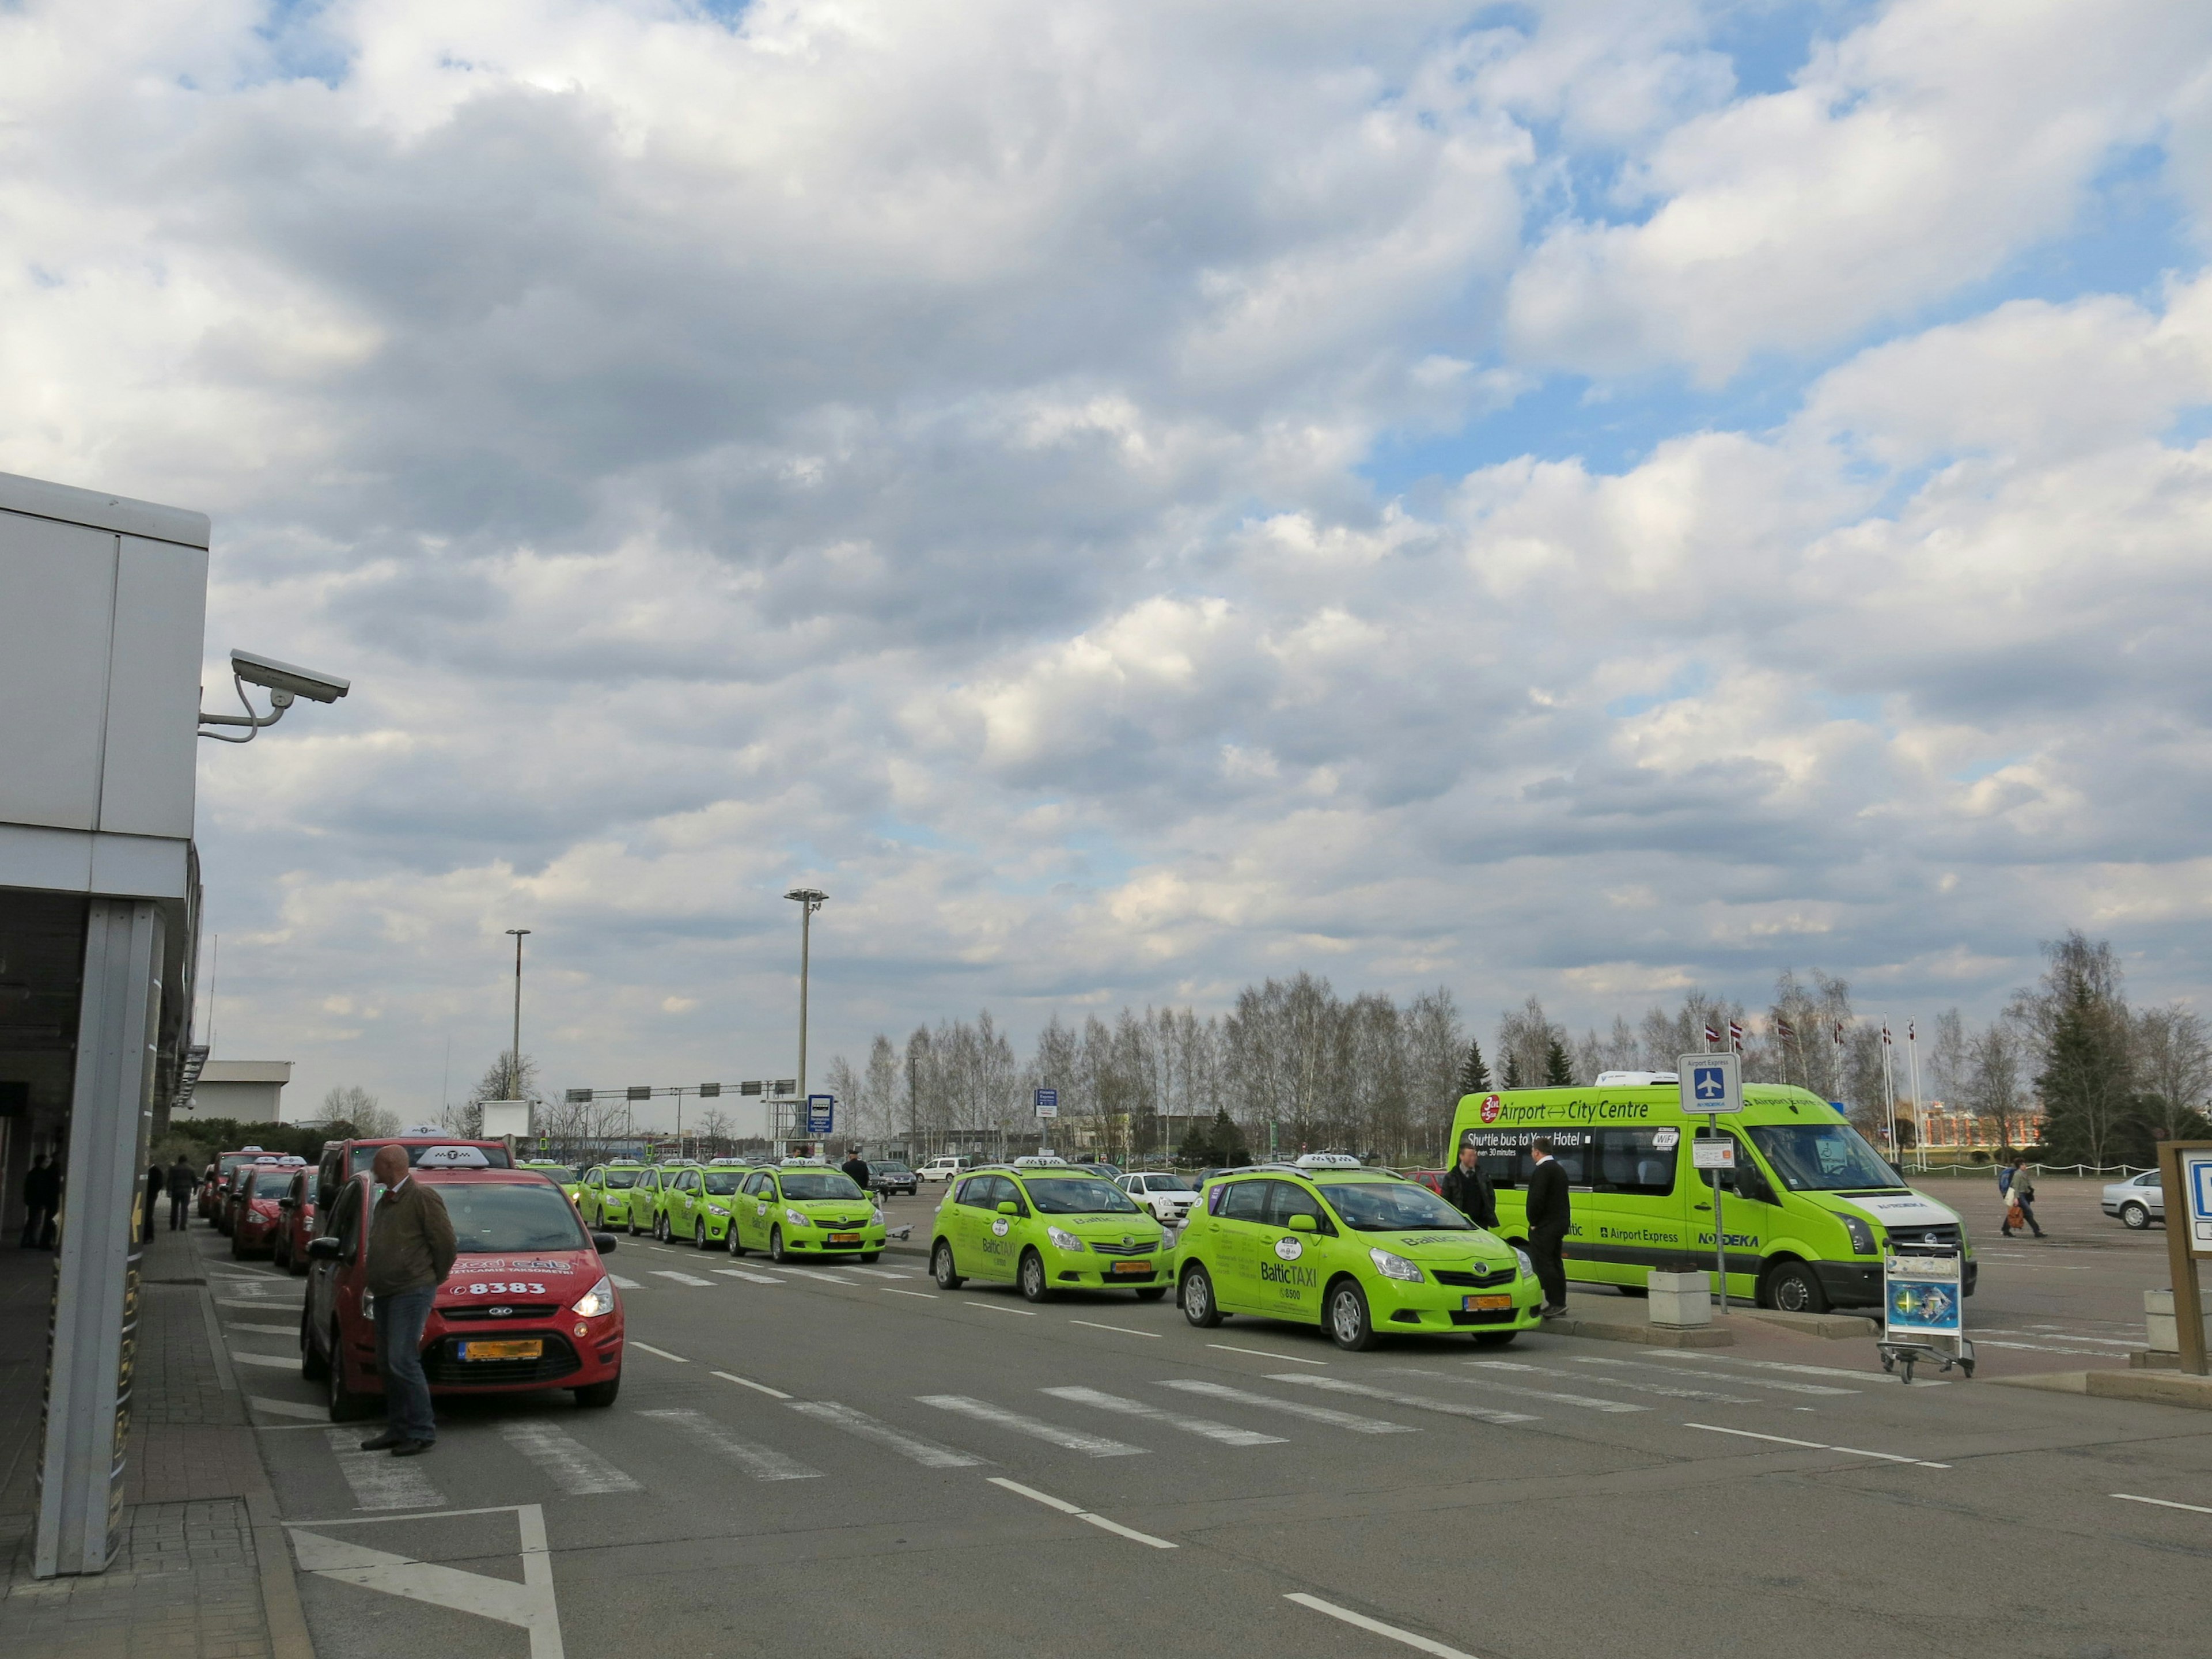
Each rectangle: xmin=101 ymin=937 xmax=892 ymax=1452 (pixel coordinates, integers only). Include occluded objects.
xmin=200 ymin=1188 xmax=2211 ymax=1659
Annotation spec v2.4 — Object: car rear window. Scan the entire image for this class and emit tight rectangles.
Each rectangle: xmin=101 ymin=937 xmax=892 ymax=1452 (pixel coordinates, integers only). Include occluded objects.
xmin=438 ymin=1183 xmax=592 ymax=1253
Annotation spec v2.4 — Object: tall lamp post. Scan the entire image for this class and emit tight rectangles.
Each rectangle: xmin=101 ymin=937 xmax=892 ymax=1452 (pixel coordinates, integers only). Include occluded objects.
xmin=783 ymin=889 xmax=827 ymax=1111
xmin=505 ymin=929 xmax=531 ymax=1102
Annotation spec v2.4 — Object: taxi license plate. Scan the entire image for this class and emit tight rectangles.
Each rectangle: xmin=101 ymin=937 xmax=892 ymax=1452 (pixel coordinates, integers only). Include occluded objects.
xmin=827 ymin=1232 xmax=861 ymax=1246
xmin=457 ymin=1339 xmax=543 ymax=1361
xmin=1109 ymin=1260 xmax=1150 ymax=1276
xmin=1463 ymin=1294 xmax=1513 ymax=1312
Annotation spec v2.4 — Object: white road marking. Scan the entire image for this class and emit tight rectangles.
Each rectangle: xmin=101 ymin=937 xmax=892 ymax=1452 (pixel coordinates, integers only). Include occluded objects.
xmin=251 ymin=1395 xmax=327 ymax=1421
xmin=1070 ymin=1320 xmax=1159 ymax=1339
xmin=324 ymin=1427 xmax=448 ymax=1510
xmin=786 ymin=1401 xmax=987 ymax=1468
xmin=1410 ymin=1369 xmax=1641 ymax=1414
xmin=2113 ymin=1493 xmax=2212 ymax=1516
xmin=1469 ymin=1360 xmax=1756 ymax=1404
xmin=844 ymin=1267 xmax=907 ymax=1279
xmin=712 ymin=1370 xmax=792 ymax=1399
xmin=1571 ymin=1357 xmax=1855 ymax=1397
xmin=965 ymin=1301 xmax=1037 ymax=1316
xmin=714 ymin=1268 xmax=786 ymax=1285
xmin=916 ymin=1395 xmax=1148 ymax=1457
xmin=1207 ymin=1343 xmax=1326 ymax=1366
xmin=1683 ymin=1423 xmax=1950 ymax=1468
xmin=1158 ymin=1379 xmax=1415 ymax=1435
xmin=883 ymin=1289 xmax=937 ymax=1300
xmin=229 ymin=1323 xmax=301 ymax=1336
xmin=1652 ymin=1354 xmax=1944 ymax=1388
xmin=1041 ymin=1386 xmax=1285 ymax=1447
xmin=1286 ymin=1593 xmax=1481 ymax=1659
xmin=230 ymin=1350 xmax=301 ymax=1369
xmin=1974 ymin=1339 xmax=2128 ymax=1357
xmin=287 ymin=1503 xmax=564 ymax=1659
xmin=499 ymin=1420 xmax=643 ymax=1494
xmin=629 ymin=1341 xmax=690 ymax=1363
xmin=641 ymin=1409 xmax=823 ymax=1480
xmin=777 ymin=1267 xmax=858 ymax=1285
xmin=1279 ymin=1373 xmax=1542 ymax=1426
xmin=608 ymin=1275 xmax=642 ymax=1289
xmin=218 ymin=1297 xmax=301 ymax=1309
xmin=649 ymin=1271 xmax=716 ymax=1287
xmin=988 ymin=1476 xmax=1177 ymax=1549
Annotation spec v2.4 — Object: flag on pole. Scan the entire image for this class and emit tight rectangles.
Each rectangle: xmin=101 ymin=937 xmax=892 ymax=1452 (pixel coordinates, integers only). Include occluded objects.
xmin=1728 ymin=1020 xmax=1744 ymax=1052
xmin=1776 ymin=1016 xmax=1795 ymax=1040
xmin=1881 ymin=1022 xmax=1892 ymax=1045
xmin=1908 ymin=1020 xmax=1916 ymax=1043
xmin=1703 ymin=1021 xmax=1721 ymax=1046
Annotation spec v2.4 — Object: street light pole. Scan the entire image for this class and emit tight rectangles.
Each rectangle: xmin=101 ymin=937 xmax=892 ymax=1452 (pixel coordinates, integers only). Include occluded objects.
xmin=506 ymin=929 xmax=531 ymax=1101
xmin=783 ymin=888 xmax=827 ymax=1104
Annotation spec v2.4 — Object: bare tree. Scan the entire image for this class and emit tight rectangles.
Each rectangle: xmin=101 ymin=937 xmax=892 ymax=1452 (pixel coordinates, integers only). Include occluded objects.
xmin=1965 ymin=1021 xmax=2031 ymax=1152
xmin=319 ymin=1084 xmax=396 ymax=1138
xmin=2133 ymin=1005 xmax=2212 ymax=1142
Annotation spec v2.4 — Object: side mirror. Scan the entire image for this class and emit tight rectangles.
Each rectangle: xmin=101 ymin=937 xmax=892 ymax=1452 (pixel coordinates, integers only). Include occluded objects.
xmin=1288 ymin=1213 xmax=1317 ymax=1233
xmin=306 ymin=1236 xmax=342 ymax=1260
xmin=593 ymin=1233 xmax=619 ymax=1253
xmin=997 ymin=1200 xmax=1020 ymax=1217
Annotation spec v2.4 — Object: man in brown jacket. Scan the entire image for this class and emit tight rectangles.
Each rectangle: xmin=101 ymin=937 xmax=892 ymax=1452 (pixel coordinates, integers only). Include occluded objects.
xmin=360 ymin=1145 xmax=456 ymax=1455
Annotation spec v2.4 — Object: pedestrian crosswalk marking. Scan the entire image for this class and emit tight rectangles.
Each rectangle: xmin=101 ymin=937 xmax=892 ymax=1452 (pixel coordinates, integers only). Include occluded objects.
xmin=715 ymin=1268 xmax=785 ymax=1285
xmin=251 ymin=1395 xmax=327 ymax=1421
xmin=608 ymin=1274 xmax=642 ymax=1289
xmin=1417 ymin=1368 xmax=1643 ymax=1414
xmin=1158 ymin=1380 xmax=1415 ymax=1435
xmin=844 ymin=1267 xmax=907 ymax=1279
xmin=649 ymin=1270 xmax=716 ymax=1287
xmin=787 ymin=1400 xmax=986 ymax=1468
xmin=779 ymin=1267 xmax=859 ymax=1285
xmin=1040 ymin=1386 xmax=1285 ymax=1447
xmin=640 ymin=1409 xmax=823 ymax=1481
xmin=916 ymin=1395 xmax=1149 ymax=1457
xmin=1283 ymin=1373 xmax=1544 ymax=1425
xmin=230 ymin=1350 xmax=300 ymax=1369
xmin=499 ymin=1419 xmax=643 ymax=1495
xmin=229 ymin=1323 xmax=300 ymax=1336
xmin=324 ymin=1427 xmax=448 ymax=1511
xmin=1650 ymin=1353 xmax=1944 ymax=1388
xmin=1469 ymin=1359 xmax=1756 ymax=1404
xmin=1572 ymin=1357 xmax=1854 ymax=1397
xmin=286 ymin=1504 xmax=563 ymax=1657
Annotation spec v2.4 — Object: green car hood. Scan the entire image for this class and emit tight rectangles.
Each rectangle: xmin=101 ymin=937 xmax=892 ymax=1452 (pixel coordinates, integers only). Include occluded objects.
xmin=1369 ymin=1228 xmax=1517 ymax=1267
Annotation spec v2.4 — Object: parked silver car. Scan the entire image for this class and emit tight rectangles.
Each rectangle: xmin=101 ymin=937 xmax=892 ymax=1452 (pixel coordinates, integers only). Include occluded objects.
xmin=2101 ymin=1169 xmax=2164 ymax=1229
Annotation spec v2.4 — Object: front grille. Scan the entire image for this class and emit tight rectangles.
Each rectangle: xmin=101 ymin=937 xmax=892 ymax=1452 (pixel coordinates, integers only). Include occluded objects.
xmin=1431 ymin=1267 xmax=1516 ymax=1289
xmin=1089 ymin=1241 xmax=1153 ymax=1257
xmin=422 ymin=1332 xmax=582 ymax=1385
xmin=442 ymin=1304 xmax=562 ymax=1323
xmin=1890 ymin=1225 xmax=1963 ymax=1249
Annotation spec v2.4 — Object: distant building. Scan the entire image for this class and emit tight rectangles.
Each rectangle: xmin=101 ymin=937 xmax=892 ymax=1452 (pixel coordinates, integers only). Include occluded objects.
xmin=184 ymin=1059 xmax=293 ymax=1123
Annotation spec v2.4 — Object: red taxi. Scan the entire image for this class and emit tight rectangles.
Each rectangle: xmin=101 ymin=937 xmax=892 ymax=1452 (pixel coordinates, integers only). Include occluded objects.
xmin=272 ymin=1168 xmax=316 ymax=1274
xmin=313 ymin=1132 xmax=512 ymax=1213
xmin=301 ymin=1158 xmax=623 ymax=1418
xmin=230 ymin=1157 xmax=307 ymax=1256
xmin=201 ymin=1147 xmax=275 ymax=1221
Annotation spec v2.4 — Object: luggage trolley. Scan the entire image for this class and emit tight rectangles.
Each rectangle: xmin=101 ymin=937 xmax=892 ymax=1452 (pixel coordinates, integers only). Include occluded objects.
xmin=1877 ymin=1243 xmax=1974 ymax=1384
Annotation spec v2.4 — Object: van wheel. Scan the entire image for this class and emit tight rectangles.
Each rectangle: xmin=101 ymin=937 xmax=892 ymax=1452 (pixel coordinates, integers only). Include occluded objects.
xmin=1327 ymin=1279 xmax=1376 ymax=1351
xmin=2121 ymin=1202 xmax=2152 ymax=1230
xmin=326 ymin=1332 xmax=377 ymax=1422
xmin=933 ymin=1239 xmax=965 ymax=1289
xmin=299 ymin=1306 xmax=329 ymax=1381
xmin=1018 ymin=1249 xmax=1051 ymax=1303
xmin=1180 ymin=1264 xmax=1222 ymax=1328
xmin=1763 ymin=1261 xmax=1829 ymax=1315
xmin=573 ymin=1374 xmax=621 ymax=1408
xmin=1471 ymin=1331 xmax=1518 ymax=1348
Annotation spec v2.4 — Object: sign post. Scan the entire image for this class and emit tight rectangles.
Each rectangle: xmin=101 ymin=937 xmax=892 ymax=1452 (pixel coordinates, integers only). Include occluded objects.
xmin=2160 ymin=1139 xmax=2212 ymax=1377
xmin=1033 ymin=1088 xmax=1058 ymax=1120
xmin=804 ymin=1094 xmax=835 ymax=1137
xmin=1679 ymin=1053 xmax=1742 ymax=1314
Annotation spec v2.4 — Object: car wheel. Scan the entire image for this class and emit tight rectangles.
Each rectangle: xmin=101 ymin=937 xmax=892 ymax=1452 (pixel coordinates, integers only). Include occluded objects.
xmin=299 ymin=1306 xmax=329 ymax=1381
xmin=1133 ymin=1286 xmax=1168 ymax=1302
xmin=933 ymin=1239 xmax=965 ymax=1290
xmin=728 ymin=1224 xmax=749 ymax=1257
xmin=1763 ymin=1260 xmax=1829 ymax=1315
xmin=768 ymin=1226 xmax=787 ymax=1264
xmin=573 ymin=1373 xmax=621 ymax=1408
xmin=858 ymin=1252 xmax=880 ymax=1264
xmin=326 ymin=1330 xmax=377 ymax=1422
xmin=1327 ymin=1279 xmax=1376 ymax=1351
xmin=695 ymin=1221 xmax=709 ymax=1250
xmin=1018 ymin=1249 xmax=1051 ymax=1303
xmin=1180 ymin=1263 xmax=1222 ymax=1328
xmin=2122 ymin=1202 xmax=2152 ymax=1230
xmin=1471 ymin=1331 xmax=1518 ymax=1348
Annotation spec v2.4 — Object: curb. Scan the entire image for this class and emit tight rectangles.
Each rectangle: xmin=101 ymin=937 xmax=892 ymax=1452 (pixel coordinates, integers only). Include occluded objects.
xmin=1736 ymin=1308 xmax=1881 ymax=1342
xmin=1988 ymin=1369 xmax=2212 ymax=1410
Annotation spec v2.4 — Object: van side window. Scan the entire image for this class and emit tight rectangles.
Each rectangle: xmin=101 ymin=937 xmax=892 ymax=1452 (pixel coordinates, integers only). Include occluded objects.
xmin=1593 ymin=1129 xmax=1676 ymax=1197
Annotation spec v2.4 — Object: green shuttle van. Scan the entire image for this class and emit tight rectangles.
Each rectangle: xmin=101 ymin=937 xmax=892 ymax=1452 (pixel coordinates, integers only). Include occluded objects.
xmin=1452 ymin=1078 xmax=1975 ymax=1314
xmin=930 ymin=1158 xmax=1170 ymax=1301
xmin=1173 ymin=1162 xmax=1541 ymax=1350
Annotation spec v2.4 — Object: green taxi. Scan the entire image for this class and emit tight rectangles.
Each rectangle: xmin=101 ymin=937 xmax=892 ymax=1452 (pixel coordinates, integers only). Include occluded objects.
xmin=579 ymin=1161 xmax=651 ymax=1229
xmin=519 ymin=1161 xmax=585 ymax=1208
xmin=661 ymin=1162 xmax=753 ymax=1248
xmin=930 ymin=1158 xmax=1169 ymax=1302
xmin=1174 ymin=1163 xmax=1540 ymax=1350
xmin=728 ymin=1164 xmax=886 ymax=1263
xmin=628 ymin=1164 xmax=695 ymax=1237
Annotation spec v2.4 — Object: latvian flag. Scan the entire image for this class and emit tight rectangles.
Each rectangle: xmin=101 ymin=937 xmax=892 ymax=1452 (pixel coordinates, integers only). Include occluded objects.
xmin=1881 ymin=1022 xmax=1893 ymax=1046
xmin=1728 ymin=1020 xmax=1745 ymax=1052
xmin=1703 ymin=1021 xmax=1721 ymax=1046
xmin=1775 ymin=1016 xmax=1796 ymax=1041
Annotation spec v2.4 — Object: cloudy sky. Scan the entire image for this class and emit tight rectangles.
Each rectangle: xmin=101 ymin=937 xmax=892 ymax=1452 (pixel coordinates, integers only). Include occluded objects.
xmin=7 ymin=1 xmax=2211 ymax=1127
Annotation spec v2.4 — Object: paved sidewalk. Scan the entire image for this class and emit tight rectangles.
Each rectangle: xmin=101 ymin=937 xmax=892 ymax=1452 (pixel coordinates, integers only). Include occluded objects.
xmin=1 ymin=1224 xmax=314 ymax=1658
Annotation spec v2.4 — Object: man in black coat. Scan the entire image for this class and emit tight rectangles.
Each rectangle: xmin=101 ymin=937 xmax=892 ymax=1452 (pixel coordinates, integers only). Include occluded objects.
xmin=1439 ymin=1142 xmax=1497 ymax=1229
xmin=21 ymin=1154 xmax=60 ymax=1249
xmin=840 ymin=1147 xmax=872 ymax=1194
xmin=1523 ymin=1137 xmax=1571 ymax=1317
xmin=166 ymin=1155 xmax=198 ymax=1230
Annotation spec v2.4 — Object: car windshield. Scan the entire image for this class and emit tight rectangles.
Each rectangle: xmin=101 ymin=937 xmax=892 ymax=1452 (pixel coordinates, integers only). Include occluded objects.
xmin=876 ymin=1163 xmax=912 ymax=1174
xmin=1022 ymin=1177 xmax=1140 ymax=1215
xmin=253 ymin=1172 xmax=294 ymax=1197
xmin=703 ymin=1173 xmax=744 ymax=1194
xmin=1747 ymin=1124 xmax=1903 ymax=1192
xmin=779 ymin=1172 xmax=865 ymax=1201
xmin=438 ymin=1183 xmax=592 ymax=1252
xmin=601 ymin=1169 xmax=643 ymax=1189
xmin=1318 ymin=1181 xmax=1474 ymax=1233
xmin=528 ymin=1166 xmax=578 ymax=1184
xmin=1139 ymin=1173 xmax=1195 ymax=1192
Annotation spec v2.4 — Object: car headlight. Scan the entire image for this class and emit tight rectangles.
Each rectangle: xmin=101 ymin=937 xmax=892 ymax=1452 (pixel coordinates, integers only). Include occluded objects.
xmin=786 ymin=1208 xmax=810 ymax=1227
xmin=572 ymin=1276 xmax=617 ymax=1318
xmin=1370 ymin=1247 xmax=1424 ymax=1283
xmin=871 ymin=1207 xmax=885 ymax=1226
xmin=1512 ymin=1248 xmax=1534 ymax=1278
xmin=1842 ymin=1215 xmax=1877 ymax=1255
xmin=1047 ymin=1226 xmax=1088 ymax=1252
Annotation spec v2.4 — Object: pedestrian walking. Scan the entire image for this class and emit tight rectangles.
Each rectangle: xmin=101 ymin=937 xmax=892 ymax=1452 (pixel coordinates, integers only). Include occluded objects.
xmin=143 ymin=1162 xmax=163 ymax=1237
xmin=166 ymin=1155 xmax=196 ymax=1230
xmin=1997 ymin=1161 xmax=2014 ymax=1200
xmin=359 ymin=1145 xmax=455 ymax=1457
xmin=1439 ymin=1140 xmax=1497 ymax=1229
xmin=1524 ymin=1137 xmax=1571 ymax=1317
xmin=2002 ymin=1160 xmax=2043 ymax=1238
xmin=20 ymin=1154 xmax=59 ymax=1249
xmin=840 ymin=1147 xmax=872 ymax=1192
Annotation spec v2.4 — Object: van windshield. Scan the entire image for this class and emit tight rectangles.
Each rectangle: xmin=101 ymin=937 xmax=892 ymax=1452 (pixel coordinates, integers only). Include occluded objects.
xmin=1747 ymin=1124 xmax=1902 ymax=1192
xmin=438 ymin=1183 xmax=593 ymax=1253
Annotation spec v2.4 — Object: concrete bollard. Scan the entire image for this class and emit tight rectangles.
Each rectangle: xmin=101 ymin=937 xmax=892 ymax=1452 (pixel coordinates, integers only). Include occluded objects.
xmin=1649 ymin=1269 xmax=1712 ymax=1329
xmin=2145 ymin=1289 xmax=2212 ymax=1355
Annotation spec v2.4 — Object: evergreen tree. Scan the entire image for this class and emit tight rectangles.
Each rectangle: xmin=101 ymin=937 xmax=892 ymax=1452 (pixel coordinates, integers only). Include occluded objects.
xmin=1456 ymin=1039 xmax=1491 ymax=1097
xmin=1502 ymin=1051 xmax=1522 ymax=1089
xmin=1543 ymin=1037 xmax=1574 ymax=1087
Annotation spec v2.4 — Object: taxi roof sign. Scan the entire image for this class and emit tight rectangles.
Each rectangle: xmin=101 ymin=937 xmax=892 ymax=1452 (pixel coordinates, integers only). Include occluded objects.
xmin=414 ymin=1145 xmax=493 ymax=1168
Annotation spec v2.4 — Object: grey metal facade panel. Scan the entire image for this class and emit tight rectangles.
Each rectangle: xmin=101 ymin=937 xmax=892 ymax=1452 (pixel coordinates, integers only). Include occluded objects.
xmin=0 ymin=825 xmax=191 ymax=899
xmin=0 ymin=469 xmax=209 ymax=548
xmin=98 ymin=537 xmax=208 ymax=839
xmin=0 ymin=513 xmax=119 ymax=832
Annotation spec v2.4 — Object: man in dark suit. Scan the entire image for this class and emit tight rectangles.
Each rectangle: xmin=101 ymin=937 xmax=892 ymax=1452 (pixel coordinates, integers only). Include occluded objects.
xmin=1440 ymin=1141 xmax=1497 ymax=1229
xmin=1523 ymin=1136 xmax=1571 ymax=1317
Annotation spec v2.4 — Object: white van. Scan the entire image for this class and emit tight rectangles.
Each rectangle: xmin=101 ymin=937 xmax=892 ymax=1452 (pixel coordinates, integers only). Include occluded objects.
xmin=916 ymin=1154 xmax=976 ymax=1183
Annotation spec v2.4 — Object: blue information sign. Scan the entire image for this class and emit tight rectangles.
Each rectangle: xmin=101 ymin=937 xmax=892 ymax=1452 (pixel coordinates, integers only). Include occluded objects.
xmin=805 ymin=1093 xmax=835 ymax=1134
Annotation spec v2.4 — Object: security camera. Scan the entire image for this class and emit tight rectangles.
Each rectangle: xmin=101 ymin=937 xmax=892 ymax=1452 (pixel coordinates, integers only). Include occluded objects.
xmin=230 ymin=650 xmax=350 ymax=705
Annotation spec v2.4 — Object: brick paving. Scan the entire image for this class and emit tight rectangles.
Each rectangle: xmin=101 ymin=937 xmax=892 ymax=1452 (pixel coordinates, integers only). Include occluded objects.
xmin=1 ymin=1224 xmax=306 ymax=1658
